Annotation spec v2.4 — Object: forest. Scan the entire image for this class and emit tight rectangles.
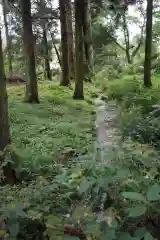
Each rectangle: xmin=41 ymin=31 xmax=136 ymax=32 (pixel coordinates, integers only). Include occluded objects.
xmin=0 ymin=0 xmax=160 ymax=239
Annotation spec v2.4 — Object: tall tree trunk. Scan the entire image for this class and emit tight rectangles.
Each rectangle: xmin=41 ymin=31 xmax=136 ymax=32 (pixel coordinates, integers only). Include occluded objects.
xmin=126 ymin=50 xmax=132 ymax=64
xmin=21 ymin=0 xmax=39 ymax=103
xmin=53 ymin=43 xmax=62 ymax=68
xmin=49 ymin=29 xmax=62 ymax=68
xmin=0 ymin=30 xmax=16 ymax=185
xmin=39 ymin=0 xmax=52 ymax=80
xmin=2 ymin=0 xmax=13 ymax=78
xmin=144 ymin=0 xmax=153 ymax=87
xmin=66 ymin=0 xmax=75 ymax=80
xmin=59 ymin=0 xmax=70 ymax=86
xmin=82 ymin=0 xmax=94 ymax=76
xmin=73 ymin=0 xmax=84 ymax=99
xmin=122 ymin=13 xmax=132 ymax=64
xmin=42 ymin=26 xmax=52 ymax=80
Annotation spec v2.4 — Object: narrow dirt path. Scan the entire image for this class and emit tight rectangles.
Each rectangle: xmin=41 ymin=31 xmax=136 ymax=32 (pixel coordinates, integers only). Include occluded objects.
xmin=94 ymin=97 xmax=119 ymax=164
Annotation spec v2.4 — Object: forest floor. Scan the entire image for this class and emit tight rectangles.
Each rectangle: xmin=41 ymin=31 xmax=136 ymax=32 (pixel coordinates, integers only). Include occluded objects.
xmin=2 ymin=75 xmax=160 ymax=239
xmin=7 ymin=82 xmax=97 ymax=173
xmin=94 ymin=97 xmax=120 ymax=165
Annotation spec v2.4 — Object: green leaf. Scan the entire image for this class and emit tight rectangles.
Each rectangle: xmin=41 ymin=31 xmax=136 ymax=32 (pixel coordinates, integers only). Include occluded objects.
xmin=121 ymin=192 xmax=146 ymax=202
xmin=144 ymin=232 xmax=153 ymax=240
xmin=134 ymin=227 xmax=147 ymax=238
xmin=8 ymin=237 xmax=17 ymax=240
xmin=64 ymin=236 xmax=79 ymax=240
xmin=0 ymin=230 xmax=7 ymax=238
xmin=15 ymin=203 xmax=28 ymax=218
xmin=87 ymin=223 xmax=101 ymax=237
xmin=93 ymin=184 xmax=100 ymax=193
xmin=128 ymin=205 xmax=147 ymax=217
xmin=8 ymin=222 xmax=19 ymax=237
xmin=110 ymin=219 xmax=118 ymax=229
xmin=78 ymin=180 xmax=92 ymax=194
xmin=103 ymin=229 xmax=116 ymax=240
xmin=147 ymin=184 xmax=160 ymax=201
xmin=72 ymin=206 xmax=85 ymax=220
xmin=117 ymin=168 xmax=131 ymax=178
xmin=119 ymin=233 xmax=140 ymax=240
xmin=46 ymin=215 xmax=63 ymax=225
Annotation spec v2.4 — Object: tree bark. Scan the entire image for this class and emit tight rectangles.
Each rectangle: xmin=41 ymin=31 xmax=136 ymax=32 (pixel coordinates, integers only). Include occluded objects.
xmin=59 ymin=0 xmax=70 ymax=86
xmin=21 ymin=0 xmax=39 ymax=103
xmin=144 ymin=0 xmax=153 ymax=87
xmin=112 ymin=15 xmax=144 ymax=65
xmin=53 ymin=43 xmax=62 ymax=68
xmin=66 ymin=0 xmax=75 ymax=80
xmin=73 ymin=0 xmax=84 ymax=99
xmin=49 ymin=29 xmax=62 ymax=68
xmin=122 ymin=13 xmax=132 ymax=64
xmin=38 ymin=0 xmax=52 ymax=80
xmin=126 ymin=49 xmax=132 ymax=64
xmin=2 ymin=0 xmax=13 ymax=78
xmin=82 ymin=0 xmax=94 ymax=75
xmin=42 ymin=27 xmax=52 ymax=80
xmin=0 ymin=30 xmax=16 ymax=185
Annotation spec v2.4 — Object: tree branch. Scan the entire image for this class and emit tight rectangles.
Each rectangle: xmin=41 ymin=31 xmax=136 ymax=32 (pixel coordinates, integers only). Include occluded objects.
xmin=122 ymin=13 xmax=130 ymax=49
xmin=32 ymin=15 xmax=59 ymax=20
xmin=131 ymin=39 xmax=142 ymax=59
xmin=113 ymin=39 xmax=126 ymax=51
xmin=9 ymin=3 xmax=59 ymax=20
xmin=131 ymin=17 xmax=145 ymax=60
xmin=48 ymin=28 xmax=62 ymax=68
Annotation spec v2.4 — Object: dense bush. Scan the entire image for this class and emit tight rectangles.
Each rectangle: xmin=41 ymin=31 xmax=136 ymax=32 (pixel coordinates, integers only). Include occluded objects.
xmin=119 ymin=107 xmax=160 ymax=148
xmin=1 ymin=140 xmax=160 ymax=239
xmin=105 ymin=76 xmax=140 ymax=101
xmin=98 ymin=73 xmax=160 ymax=149
xmin=2 ymin=70 xmax=160 ymax=239
xmin=95 ymin=72 xmax=140 ymax=97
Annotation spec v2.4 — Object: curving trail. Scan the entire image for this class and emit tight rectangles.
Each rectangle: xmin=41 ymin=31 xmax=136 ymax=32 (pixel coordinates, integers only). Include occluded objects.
xmin=94 ymin=97 xmax=119 ymax=164
xmin=64 ymin=97 xmax=119 ymax=239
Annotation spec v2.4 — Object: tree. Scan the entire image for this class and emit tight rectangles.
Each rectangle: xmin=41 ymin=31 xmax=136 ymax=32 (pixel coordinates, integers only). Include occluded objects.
xmin=49 ymin=30 xmax=62 ymax=68
xmin=144 ymin=0 xmax=153 ymax=87
xmin=83 ymin=0 xmax=94 ymax=75
xmin=122 ymin=13 xmax=144 ymax=64
xmin=73 ymin=0 xmax=84 ymax=99
xmin=21 ymin=0 xmax=39 ymax=103
xmin=42 ymin=25 xmax=52 ymax=80
xmin=59 ymin=0 xmax=70 ymax=86
xmin=38 ymin=0 xmax=52 ymax=81
xmin=0 ymin=30 xmax=16 ymax=185
xmin=2 ymin=0 xmax=13 ymax=78
xmin=66 ymin=0 xmax=75 ymax=80
xmin=112 ymin=9 xmax=145 ymax=64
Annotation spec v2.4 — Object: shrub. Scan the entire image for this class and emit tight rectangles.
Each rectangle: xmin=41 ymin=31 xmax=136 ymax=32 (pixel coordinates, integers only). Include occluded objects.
xmin=121 ymin=87 xmax=160 ymax=114
xmin=120 ymin=108 xmax=160 ymax=148
xmin=106 ymin=77 xmax=140 ymax=101
xmin=1 ymin=140 xmax=160 ymax=239
xmin=99 ymin=73 xmax=160 ymax=149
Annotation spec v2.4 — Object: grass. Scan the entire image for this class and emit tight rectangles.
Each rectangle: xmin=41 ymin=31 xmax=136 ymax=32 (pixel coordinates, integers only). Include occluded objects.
xmin=7 ymin=83 xmax=95 ymax=172
xmin=3 ymin=74 xmax=160 ymax=240
xmin=97 ymin=71 xmax=160 ymax=149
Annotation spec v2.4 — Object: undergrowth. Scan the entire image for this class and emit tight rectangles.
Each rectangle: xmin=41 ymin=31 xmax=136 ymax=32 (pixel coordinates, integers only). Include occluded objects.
xmin=101 ymin=73 xmax=160 ymax=149
xmin=2 ymin=73 xmax=160 ymax=240
xmin=7 ymin=83 xmax=94 ymax=173
xmin=1 ymin=140 xmax=160 ymax=239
